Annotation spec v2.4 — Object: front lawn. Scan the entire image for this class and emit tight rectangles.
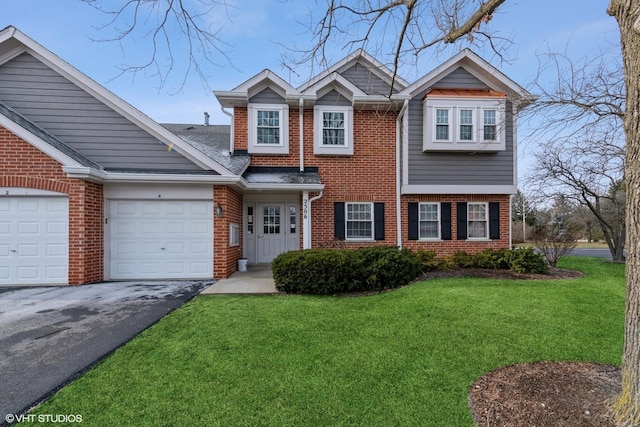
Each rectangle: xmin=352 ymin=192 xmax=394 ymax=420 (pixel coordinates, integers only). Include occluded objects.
xmin=26 ymin=257 xmax=625 ymax=426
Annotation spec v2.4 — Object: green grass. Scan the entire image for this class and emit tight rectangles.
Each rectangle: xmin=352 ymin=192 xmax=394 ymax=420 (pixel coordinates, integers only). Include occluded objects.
xmin=25 ymin=257 xmax=625 ymax=426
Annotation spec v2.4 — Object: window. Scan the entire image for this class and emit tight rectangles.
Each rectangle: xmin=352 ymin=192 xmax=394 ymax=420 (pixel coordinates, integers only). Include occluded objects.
xmin=229 ymin=223 xmax=240 ymax=247
xmin=256 ymin=110 xmax=280 ymax=144
xmin=468 ymin=202 xmax=488 ymax=239
xmin=483 ymin=109 xmax=497 ymax=141
xmin=263 ymin=205 xmax=281 ymax=234
xmin=289 ymin=206 xmax=296 ymax=233
xmin=314 ymin=106 xmax=354 ymax=155
xmin=248 ymin=104 xmax=289 ymax=154
xmin=459 ymin=109 xmax=474 ymax=141
xmin=435 ymin=108 xmax=450 ymax=140
xmin=346 ymin=202 xmax=373 ymax=240
xmin=322 ymin=112 xmax=345 ymax=145
xmin=419 ymin=203 xmax=440 ymax=239
xmin=423 ymin=95 xmax=506 ymax=152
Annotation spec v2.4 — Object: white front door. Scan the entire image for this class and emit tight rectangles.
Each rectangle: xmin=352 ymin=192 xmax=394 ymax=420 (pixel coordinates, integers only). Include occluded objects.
xmin=108 ymin=200 xmax=213 ymax=280
xmin=257 ymin=203 xmax=285 ymax=263
xmin=0 ymin=196 xmax=68 ymax=285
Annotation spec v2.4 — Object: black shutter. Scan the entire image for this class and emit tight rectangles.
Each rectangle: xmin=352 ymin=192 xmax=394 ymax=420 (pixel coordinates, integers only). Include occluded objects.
xmin=334 ymin=202 xmax=345 ymax=239
xmin=457 ymin=202 xmax=467 ymax=240
xmin=408 ymin=202 xmax=419 ymax=240
xmin=489 ymin=202 xmax=500 ymax=240
xmin=374 ymin=203 xmax=385 ymax=241
xmin=441 ymin=202 xmax=452 ymax=240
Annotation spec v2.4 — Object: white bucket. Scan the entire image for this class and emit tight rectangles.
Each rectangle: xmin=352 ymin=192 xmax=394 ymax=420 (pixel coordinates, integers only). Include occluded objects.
xmin=238 ymin=258 xmax=248 ymax=272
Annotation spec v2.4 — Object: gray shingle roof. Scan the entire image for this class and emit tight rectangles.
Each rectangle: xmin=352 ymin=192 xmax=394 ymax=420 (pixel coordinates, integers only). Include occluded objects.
xmin=161 ymin=124 xmax=251 ymax=175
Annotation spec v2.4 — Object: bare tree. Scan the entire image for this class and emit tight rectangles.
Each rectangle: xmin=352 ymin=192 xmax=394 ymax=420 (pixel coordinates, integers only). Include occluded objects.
xmin=532 ymin=197 xmax=581 ymax=267
xmin=83 ymin=0 xmax=640 ymax=423
xmin=82 ymin=0 xmax=235 ymax=92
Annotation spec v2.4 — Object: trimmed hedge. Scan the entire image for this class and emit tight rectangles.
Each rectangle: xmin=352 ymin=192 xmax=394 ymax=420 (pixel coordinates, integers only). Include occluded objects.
xmin=272 ymin=246 xmax=423 ymax=294
xmin=272 ymin=246 xmax=548 ymax=295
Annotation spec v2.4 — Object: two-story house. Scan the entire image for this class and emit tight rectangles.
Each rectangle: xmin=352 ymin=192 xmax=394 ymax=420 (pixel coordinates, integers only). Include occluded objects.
xmin=0 ymin=26 xmax=532 ymax=286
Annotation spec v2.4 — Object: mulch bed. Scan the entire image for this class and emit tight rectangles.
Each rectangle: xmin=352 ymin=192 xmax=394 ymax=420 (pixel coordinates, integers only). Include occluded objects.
xmin=468 ymin=362 xmax=621 ymax=427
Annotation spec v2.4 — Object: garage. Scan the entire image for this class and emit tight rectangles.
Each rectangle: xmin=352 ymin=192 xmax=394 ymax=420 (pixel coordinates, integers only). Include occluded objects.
xmin=108 ymin=200 xmax=214 ymax=280
xmin=0 ymin=195 xmax=68 ymax=285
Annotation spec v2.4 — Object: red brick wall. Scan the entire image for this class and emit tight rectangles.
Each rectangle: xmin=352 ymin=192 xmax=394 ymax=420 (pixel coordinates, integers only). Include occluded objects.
xmin=0 ymin=126 xmax=104 ymax=285
xmin=401 ymin=194 xmax=511 ymax=255
xmin=233 ymin=106 xmax=399 ymax=247
xmin=213 ymin=185 xmax=243 ymax=278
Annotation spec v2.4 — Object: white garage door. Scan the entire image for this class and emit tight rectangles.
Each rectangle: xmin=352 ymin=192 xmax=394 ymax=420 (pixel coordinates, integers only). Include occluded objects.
xmin=0 ymin=196 xmax=68 ymax=285
xmin=109 ymin=200 xmax=213 ymax=280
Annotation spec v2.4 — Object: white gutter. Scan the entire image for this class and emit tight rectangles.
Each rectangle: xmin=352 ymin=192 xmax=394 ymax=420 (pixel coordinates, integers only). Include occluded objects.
xmin=396 ymin=100 xmax=409 ymax=248
xmin=299 ymin=97 xmax=304 ymax=172
xmin=220 ymin=106 xmax=234 ymax=155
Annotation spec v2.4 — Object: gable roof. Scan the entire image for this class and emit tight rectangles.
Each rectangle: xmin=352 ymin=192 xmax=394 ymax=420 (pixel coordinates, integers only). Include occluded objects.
xmin=0 ymin=26 xmax=236 ymax=176
xmin=214 ymin=69 xmax=301 ymax=107
xmin=399 ymin=49 xmax=534 ymax=106
xmin=297 ymin=49 xmax=409 ymax=95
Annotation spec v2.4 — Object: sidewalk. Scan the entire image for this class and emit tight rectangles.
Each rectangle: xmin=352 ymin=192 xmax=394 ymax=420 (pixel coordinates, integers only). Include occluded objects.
xmin=201 ymin=265 xmax=279 ymax=294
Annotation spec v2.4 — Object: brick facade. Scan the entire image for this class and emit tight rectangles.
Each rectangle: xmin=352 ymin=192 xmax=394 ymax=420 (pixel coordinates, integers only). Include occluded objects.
xmin=213 ymin=185 xmax=243 ymax=278
xmin=0 ymin=126 xmax=104 ymax=285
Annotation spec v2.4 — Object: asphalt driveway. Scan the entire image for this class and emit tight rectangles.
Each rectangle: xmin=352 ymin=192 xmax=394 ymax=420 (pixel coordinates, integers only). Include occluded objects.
xmin=0 ymin=280 xmax=212 ymax=426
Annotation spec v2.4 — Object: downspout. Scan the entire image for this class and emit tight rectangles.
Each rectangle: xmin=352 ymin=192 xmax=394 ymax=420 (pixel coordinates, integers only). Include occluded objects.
xmin=303 ymin=190 xmax=324 ymax=249
xmin=396 ymin=100 xmax=409 ymax=249
xmin=221 ymin=106 xmax=234 ymax=155
xmin=299 ymin=97 xmax=304 ymax=172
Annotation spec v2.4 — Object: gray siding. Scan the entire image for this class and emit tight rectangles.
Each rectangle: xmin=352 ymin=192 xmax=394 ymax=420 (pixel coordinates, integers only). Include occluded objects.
xmin=0 ymin=53 xmax=202 ymax=171
xmin=249 ymin=87 xmax=285 ymax=104
xmin=406 ymin=68 xmax=514 ymax=186
xmin=316 ymin=90 xmax=351 ymax=106
xmin=341 ymin=60 xmax=396 ymax=96
xmin=431 ymin=67 xmax=491 ymax=89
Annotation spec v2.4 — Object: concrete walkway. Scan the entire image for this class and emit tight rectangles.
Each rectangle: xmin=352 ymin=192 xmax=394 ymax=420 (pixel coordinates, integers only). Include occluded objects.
xmin=201 ymin=265 xmax=279 ymax=294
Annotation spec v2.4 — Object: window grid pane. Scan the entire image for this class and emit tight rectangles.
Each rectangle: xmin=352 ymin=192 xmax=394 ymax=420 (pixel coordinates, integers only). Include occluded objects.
xmin=263 ymin=205 xmax=281 ymax=234
xmin=322 ymin=112 xmax=345 ymax=145
xmin=484 ymin=110 xmax=497 ymax=141
xmin=468 ymin=203 xmax=487 ymax=238
xmin=346 ymin=203 xmax=373 ymax=239
xmin=435 ymin=109 xmax=449 ymax=140
xmin=257 ymin=110 xmax=280 ymax=144
xmin=419 ymin=203 xmax=439 ymax=239
xmin=460 ymin=109 xmax=473 ymax=140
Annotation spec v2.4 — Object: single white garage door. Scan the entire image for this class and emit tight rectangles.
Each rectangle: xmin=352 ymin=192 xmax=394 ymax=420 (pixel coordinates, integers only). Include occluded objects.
xmin=0 ymin=196 xmax=68 ymax=285
xmin=109 ymin=200 xmax=213 ymax=280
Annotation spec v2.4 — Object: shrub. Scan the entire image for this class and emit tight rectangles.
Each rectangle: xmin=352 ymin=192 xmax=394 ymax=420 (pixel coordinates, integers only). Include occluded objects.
xmin=507 ymin=247 xmax=549 ymax=274
xmin=272 ymin=246 xmax=423 ymax=294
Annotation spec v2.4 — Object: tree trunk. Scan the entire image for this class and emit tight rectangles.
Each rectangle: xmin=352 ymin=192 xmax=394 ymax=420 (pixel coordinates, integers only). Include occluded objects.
xmin=608 ymin=1 xmax=640 ymax=425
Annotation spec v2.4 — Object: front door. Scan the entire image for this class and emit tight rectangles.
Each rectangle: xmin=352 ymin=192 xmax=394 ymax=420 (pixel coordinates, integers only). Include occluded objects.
xmin=257 ymin=204 xmax=285 ymax=263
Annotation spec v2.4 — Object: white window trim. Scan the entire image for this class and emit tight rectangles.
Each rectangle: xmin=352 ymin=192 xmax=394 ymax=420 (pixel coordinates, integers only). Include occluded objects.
xmin=457 ymin=108 xmax=476 ymax=143
xmin=248 ymin=103 xmax=289 ymax=155
xmin=433 ymin=107 xmax=452 ymax=142
xmin=418 ymin=202 xmax=441 ymax=240
xmin=314 ymin=105 xmax=354 ymax=155
xmin=423 ymin=98 xmax=506 ymax=152
xmin=345 ymin=202 xmax=374 ymax=241
xmin=229 ymin=223 xmax=240 ymax=247
xmin=467 ymin=202 xmax=489 ymax=240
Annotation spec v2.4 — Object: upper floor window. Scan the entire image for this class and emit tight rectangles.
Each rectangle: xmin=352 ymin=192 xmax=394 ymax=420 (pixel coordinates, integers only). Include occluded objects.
xmin=314 ymin=105 xmax=354 ymax=155
xmin=256 ymin=110 xmax=281 ymax=144
xmin=435 ymin=108 xmax=450 ymax=141
xmin=423 ymin=91 xmax=506 ymax=152
xmin=459 ymin=109 xmax=474 ymax=141
xmin=483 ymin=109 xmax=497 ymax=141
xmin=248 ymin=104 xmax=289 ymax=155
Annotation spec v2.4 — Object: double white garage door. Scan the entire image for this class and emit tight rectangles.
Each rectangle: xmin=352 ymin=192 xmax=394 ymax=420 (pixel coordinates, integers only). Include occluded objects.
xmin=0 ymin=196 xmax=213 ymax=285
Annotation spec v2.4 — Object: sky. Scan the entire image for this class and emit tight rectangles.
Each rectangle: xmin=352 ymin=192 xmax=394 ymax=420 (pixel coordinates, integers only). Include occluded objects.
xmin=0 ymin=0 xmax=621 ymax=177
